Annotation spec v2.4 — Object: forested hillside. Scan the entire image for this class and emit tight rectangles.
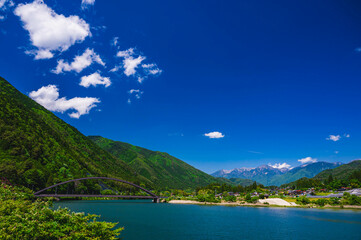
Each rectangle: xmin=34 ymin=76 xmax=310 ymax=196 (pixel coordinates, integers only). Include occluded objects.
xmin=282 ymin=160 xmax=361 ymax=189
xmin=314 ymin=160 xmax=361 ymax=181
xmin=89 ymin=136 xmax=221 ymax=189
xmin=0 ymin=76 xmax=221 ymax=192
xmin=0 ymin=77 xmax=151 ymax=191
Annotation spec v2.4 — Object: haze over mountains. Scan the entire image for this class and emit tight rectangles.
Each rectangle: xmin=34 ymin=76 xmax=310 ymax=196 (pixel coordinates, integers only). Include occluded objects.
xmin=212 ymin=162 xmax=342 ymax=186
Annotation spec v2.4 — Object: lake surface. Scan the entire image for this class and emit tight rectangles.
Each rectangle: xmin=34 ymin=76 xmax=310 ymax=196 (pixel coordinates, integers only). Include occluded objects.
xmin=53 ymin=200 xmax=361 ymax=240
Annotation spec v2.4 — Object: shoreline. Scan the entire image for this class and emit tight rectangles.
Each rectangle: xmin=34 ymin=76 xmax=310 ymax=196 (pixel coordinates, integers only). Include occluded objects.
xmin=168 ymin=199 xmax=361 ymax=210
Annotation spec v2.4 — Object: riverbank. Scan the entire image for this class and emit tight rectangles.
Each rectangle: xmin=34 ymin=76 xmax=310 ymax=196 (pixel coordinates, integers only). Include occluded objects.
xmin=168 ymin=198 xmax=361 ymax=210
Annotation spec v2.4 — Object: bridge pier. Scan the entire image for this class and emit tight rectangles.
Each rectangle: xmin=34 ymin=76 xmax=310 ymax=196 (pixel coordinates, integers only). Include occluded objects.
xmin=153 ymin=198 xmax=160 ymax=203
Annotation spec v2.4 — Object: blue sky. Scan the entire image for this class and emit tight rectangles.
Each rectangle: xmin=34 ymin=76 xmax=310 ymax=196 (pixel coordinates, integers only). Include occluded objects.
xmin=1 ymin=0 xmax=361 ymax=173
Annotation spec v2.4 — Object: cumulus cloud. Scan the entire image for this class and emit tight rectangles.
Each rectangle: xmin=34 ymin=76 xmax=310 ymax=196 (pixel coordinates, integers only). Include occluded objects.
xmin=298 ymin=157 xmax=317 ymax=164
xmin=269 ymin=163 xmax=292 ymax=169
xmin=142 ymin=63 xmax=162 ymax=75
xmin=123 ymin=56 xmax=146 ymax=76
xmin=116 ymin=48 xmax=134 ymax=58
xmin=344 ymin=134 xmax=350 ymax=138
xmin=81 ymin=0 xmax=95 ymax=9
xmin=80 ymin=72 xmax=111 ymax=88
xmin=0 ymin=0 xmax=14 ymax=20
xmin=127 ymin=89 xmax=143 ymax=103
xmin=204 ymin=131 xmax=225 ymax=139
xmin=0 ymin=0 xmax=14 ymax=9
xmin=52 ymin=48 xmax=104 ymax=74
xmin=14 ymin=0 xmax=90 ymax=59
xmin=29 ymin=85 xmax=99 ymax=118
xmin=111 ymin=47 xmax=162 ymax=83
xmin=0 ymin=0 xmax=7 ymax=8
xmin=326 ymin=135 xmax=341 ymax=142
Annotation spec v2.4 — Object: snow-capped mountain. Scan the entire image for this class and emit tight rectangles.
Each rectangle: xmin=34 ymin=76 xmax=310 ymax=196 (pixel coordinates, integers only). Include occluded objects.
xmin=211 ymin=162 xmax=343 ymax=186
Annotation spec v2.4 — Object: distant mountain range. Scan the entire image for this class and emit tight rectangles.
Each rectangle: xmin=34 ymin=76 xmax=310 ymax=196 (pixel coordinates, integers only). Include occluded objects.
xmin=283 ymin=160 xmax=361 ymax=187
xmin=313 ymin=160 xmax=361 ymax=181
xmin=212 ymin=162 xmax=343 ymax=186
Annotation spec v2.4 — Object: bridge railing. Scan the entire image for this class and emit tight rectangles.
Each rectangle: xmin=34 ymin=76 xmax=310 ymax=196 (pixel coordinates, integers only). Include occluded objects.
xmin=34 ymin=177 xmax=162 ymax=202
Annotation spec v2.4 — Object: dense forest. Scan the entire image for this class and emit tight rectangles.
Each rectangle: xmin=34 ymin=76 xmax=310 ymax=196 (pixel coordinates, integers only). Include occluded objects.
xmin=0 ymin=77 xmax=221 ymax=192
xmin=0 ymin=77 xmax=152 ymax=192
xmin=282 ymin=160 xmax=361 ymax=189
xmin=89 ymin=136 xmax=224 ymax=189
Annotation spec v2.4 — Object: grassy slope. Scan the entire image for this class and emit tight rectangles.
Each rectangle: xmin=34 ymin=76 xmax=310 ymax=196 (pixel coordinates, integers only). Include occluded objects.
xmin=313 ymin=160 xmax=361 ymax=181
xmin=89 ymin=136 xmax=221 ymax=189
xmin=0 ymin=76 xmax=151 ymax=190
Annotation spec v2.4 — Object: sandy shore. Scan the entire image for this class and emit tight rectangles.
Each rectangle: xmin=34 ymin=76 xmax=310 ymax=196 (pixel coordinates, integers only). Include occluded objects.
xmin=168 ymin=200 xmax=239 ymax=206
xmin=168 ymin=199 xmax=361 ymax=209
xmin=259 ymin=198 xmax=297 ymax=206
xmin=168 ymin=198 xmax=295 ymax=206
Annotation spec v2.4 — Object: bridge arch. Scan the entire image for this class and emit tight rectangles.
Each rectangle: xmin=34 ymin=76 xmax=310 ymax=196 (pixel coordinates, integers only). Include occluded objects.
xmin=34 ymin=177 xmax=159 ymax=201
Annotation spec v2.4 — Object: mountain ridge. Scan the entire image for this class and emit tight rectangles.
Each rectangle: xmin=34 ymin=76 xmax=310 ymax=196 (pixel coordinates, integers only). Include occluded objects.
xmin=0 ymin=76 xmax=220 ymax=191
xmin=212 ymin=161 xmax=343 ymax=186
xmin=89 ymin=136 xmax=222 ymax=189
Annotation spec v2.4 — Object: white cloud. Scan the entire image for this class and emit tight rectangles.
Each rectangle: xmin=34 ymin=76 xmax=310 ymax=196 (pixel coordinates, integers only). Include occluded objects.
xmin=52 ymin=48 xmax=104 ymax=74
xmin=81 ymin=0 xmax=95 ymax=9
xmin=128 ymin=89 xmax=143 ymax=99
xmin=14 ymin=0 xmax=90 ymax=59
xmin=269 ymin=163 xmax=292 ymax=169
xmin=123 ymin=56 xmax=146 ymax=76
xmin=111 ymin=37 xmax=119 ymax=47
xmin=335 ymin=151 xmax=339 ymax=154
xmin=115 ymin=48 xmax=145 ymax=76
xmin=29 ymin=84 xmax=99 ymax=118
xmin=204 ymin=131 xmax=225 ymax=139
xmin=344 ymin=134 xmax=350 ymax=138
xmin=326 ymin=134 xmax=341 ymax=142
xmin=80 ymin=72 xmax=111 ymax=88
xmin=355 ymin=48 xmax=361 ymax=52
xmin=298 ymin=157 xmax=317 ymax=164
xmin=116 ymin=48 xmax=134 ymax=58
xmin=0 ymin=0 xmax=6 ymax=8
xmin=142 ymin=63 xmax=162 ymax=75
xmin=0 ymin=0 xmax=14 ymax=21
xmin=0 ymin=0 xmax=13 ymax=9
xmin=112 ymin=48 xmax=162 ymax=82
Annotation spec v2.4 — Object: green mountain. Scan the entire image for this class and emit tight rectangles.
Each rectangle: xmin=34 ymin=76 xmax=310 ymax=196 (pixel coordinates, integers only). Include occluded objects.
xmin=268 ymin=162 xmax=342 ymax=186
xmin=227 ymin=178 xmax=255 ymax=187
xmin=313 ymin=160 xmax=361 ymax=181
xmin=282 ymin=160 xmax=361 ymax=188
xmin=0 ymin=76 xmax=221 ymax=191
xmin=89 ymin=136 xmax=221 ymax=189
xmin=0 ymin=77 xmax=151 ymax=192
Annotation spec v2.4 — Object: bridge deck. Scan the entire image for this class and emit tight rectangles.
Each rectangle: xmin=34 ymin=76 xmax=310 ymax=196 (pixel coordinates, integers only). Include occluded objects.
xmin=34 ymin=194 xmax=160 ymax=199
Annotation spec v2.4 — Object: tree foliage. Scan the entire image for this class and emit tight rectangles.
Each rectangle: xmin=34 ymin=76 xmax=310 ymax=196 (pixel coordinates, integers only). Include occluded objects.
xmin=0 ymin=183 xmax=122 ymax=239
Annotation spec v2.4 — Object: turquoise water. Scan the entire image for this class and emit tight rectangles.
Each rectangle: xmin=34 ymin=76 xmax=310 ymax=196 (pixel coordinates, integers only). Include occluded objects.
xmin=53 ymin=200 xmax=361 ymax=240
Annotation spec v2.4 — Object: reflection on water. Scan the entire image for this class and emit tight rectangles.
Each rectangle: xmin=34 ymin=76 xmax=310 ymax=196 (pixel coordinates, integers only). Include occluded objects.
xmin=302 ymin=215 xmax=361 ymax=225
